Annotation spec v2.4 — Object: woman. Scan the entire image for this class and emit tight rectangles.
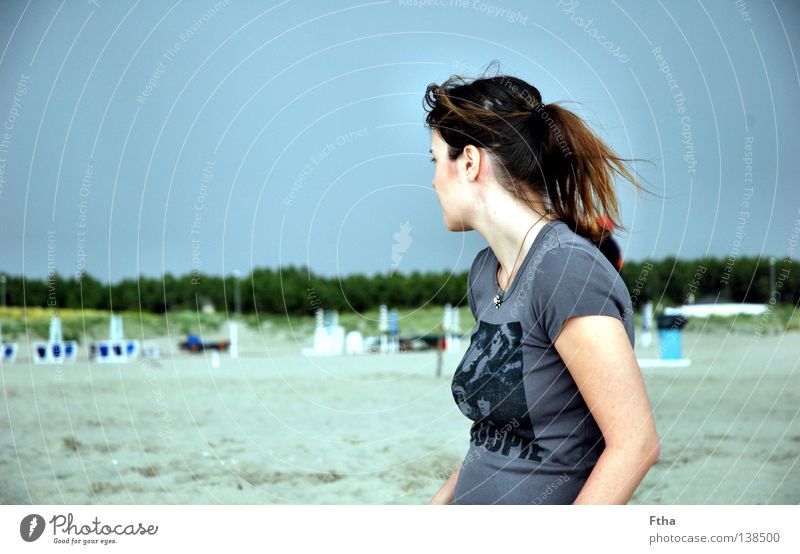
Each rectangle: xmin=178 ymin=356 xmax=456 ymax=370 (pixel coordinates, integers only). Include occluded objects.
xmin=425 ymin=68 xmax=660 ymax=505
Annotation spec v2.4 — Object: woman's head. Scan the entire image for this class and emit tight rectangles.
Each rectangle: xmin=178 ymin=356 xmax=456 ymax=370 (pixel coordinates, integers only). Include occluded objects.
xmin=424 ymin=63 xmax=645 ymax=243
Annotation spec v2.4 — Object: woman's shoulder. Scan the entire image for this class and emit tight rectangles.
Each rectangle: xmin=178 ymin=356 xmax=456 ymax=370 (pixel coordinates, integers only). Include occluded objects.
xmin=529 ymin=222 xmax=627 ymax=307
xmin=469 ymin=246 xmax=494 ymax=280
xmin=538 ymin=221 xmax=617 ymax=274
xmin=545 ymin=220 xmax=599 ymax=250
xmin=529 ymin=222 xmax=633 ymax=343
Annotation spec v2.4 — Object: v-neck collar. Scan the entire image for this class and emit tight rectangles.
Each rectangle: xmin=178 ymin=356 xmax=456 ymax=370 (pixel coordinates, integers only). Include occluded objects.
xmin=489 ymin=219 xmax=560 ymax=295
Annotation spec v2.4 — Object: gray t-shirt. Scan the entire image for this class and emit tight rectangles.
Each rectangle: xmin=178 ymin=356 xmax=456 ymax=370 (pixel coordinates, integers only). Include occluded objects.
xmin=451 ymin=219 xmax=635 ymax=504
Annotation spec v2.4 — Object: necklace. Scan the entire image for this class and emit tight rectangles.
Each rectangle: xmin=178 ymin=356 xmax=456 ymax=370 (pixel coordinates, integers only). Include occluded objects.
xmin=493 ymin=211 xmax=552 ymax=309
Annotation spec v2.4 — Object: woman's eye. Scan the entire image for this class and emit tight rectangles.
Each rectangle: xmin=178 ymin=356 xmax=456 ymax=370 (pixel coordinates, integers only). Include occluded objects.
xmin=430 ymin=157 xmax=436 ymax=163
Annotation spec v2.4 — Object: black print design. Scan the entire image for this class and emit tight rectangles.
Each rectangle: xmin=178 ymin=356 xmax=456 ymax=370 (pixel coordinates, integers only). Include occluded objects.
xmin=469 ymin=421 xmax=543 ymax=461
xmin=452 ymin=321 xmax=543 ymax=461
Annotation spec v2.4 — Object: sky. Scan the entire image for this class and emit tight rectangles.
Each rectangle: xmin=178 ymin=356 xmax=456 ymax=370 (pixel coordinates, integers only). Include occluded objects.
xmin=0 ymin=0 xmax=799 ymax=283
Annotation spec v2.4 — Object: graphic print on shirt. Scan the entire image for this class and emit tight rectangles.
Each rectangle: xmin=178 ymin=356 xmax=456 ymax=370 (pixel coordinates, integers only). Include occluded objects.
xmin=452 ymin=320 xmax=543 ymax=461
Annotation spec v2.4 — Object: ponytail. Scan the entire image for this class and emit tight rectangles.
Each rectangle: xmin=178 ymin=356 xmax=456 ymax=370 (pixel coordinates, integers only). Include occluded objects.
xmin=539 ymin=103 xmax=640 ymax=244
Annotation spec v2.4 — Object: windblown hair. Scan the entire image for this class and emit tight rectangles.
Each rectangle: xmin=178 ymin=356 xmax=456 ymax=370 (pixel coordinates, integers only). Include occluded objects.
xmin=423 ymin=61 xmax=651 ymax=244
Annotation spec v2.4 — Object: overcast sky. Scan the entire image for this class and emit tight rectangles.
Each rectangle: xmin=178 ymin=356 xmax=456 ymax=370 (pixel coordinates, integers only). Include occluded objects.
xmin=1 ymin=0 xmax=798 ymax=283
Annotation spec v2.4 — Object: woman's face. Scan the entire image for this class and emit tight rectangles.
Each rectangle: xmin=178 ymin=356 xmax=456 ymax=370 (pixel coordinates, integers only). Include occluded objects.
xmin=430 ymin=130 xmax=476 ymax=232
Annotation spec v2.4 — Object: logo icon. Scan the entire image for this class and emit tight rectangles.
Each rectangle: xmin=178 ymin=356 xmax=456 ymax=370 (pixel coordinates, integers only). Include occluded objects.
xmin=20 ymin=514 xmax=45 ymax=542
xmin=389 ymin=221 xmax=412 ymax=277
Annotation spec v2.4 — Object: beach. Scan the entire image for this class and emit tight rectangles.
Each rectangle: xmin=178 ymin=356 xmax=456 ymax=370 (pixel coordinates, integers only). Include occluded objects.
xmin=1 ymin=324 xmax=798 ymax=504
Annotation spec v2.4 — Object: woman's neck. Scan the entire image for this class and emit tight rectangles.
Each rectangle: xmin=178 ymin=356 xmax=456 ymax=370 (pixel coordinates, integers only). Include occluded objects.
xmin=475 ymin=193 xmax=556 ymax=291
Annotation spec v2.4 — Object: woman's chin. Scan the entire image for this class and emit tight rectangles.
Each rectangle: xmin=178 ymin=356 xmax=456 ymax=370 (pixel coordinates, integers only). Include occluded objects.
xmin=443 ymin=214 xmax=469 ymax=232
xmin=445 ymin=221 xmax=472 ymax=233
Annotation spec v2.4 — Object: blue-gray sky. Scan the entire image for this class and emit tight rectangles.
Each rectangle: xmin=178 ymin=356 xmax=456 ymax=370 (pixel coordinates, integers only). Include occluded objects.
xmin=1 ymin=0 xmax=798 ymax=282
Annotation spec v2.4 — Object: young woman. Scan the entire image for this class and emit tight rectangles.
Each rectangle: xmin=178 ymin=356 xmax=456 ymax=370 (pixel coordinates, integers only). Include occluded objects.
xmin=425 ymin=68 xmax=660 ymax=505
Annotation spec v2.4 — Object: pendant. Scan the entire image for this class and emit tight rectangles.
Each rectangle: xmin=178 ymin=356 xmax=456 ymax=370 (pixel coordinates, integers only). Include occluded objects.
xmin=494 ymin=294 xmax=502 ymax=309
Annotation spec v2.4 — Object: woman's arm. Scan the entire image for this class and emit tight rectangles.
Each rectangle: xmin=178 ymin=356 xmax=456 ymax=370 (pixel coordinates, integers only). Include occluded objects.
xmin=553 ymin=314 xmax=660 ymax=504
xmin=429 ymin=463 xmax=461 ymax=504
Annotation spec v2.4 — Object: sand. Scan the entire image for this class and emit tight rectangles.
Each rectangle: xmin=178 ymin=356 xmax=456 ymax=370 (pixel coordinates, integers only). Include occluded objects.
xmin=1 ymin=323 xmax=798 ymax=504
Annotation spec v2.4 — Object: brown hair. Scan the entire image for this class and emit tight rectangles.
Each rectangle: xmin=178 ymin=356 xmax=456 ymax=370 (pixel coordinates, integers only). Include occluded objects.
xmin=423 ymin=61 xmax=653 ymax=244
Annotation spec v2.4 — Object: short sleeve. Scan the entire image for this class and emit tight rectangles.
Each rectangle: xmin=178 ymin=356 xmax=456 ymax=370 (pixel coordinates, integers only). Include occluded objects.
xmin=532 ymin=245 xmax=629 ymax=344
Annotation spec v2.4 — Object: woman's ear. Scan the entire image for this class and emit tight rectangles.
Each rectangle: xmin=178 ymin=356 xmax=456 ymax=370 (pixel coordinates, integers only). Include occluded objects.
xmin=461 ymin=144 xmax=481 ymax=182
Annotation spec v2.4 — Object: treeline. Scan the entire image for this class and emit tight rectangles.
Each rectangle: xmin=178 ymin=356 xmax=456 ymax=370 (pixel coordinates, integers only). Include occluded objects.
xmin=2 ymin=256 xmax=797 ymax=315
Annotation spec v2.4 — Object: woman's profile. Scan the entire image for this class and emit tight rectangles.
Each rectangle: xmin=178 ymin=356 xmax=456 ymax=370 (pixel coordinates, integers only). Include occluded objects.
xmin=425 ymin=62 xmax=660 ymax=505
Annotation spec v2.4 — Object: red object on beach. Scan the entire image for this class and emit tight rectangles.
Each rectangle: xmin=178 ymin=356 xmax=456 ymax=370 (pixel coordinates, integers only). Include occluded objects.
xmin=595 ymin=215 xmax=614 ymax=233
xmin=594 ymin=215 xmax=624 ymax=272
